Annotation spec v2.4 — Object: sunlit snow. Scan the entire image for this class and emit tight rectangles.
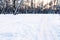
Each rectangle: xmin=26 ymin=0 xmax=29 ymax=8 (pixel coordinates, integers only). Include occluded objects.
xmin=0 ymin=14 xmax=60 ymax=40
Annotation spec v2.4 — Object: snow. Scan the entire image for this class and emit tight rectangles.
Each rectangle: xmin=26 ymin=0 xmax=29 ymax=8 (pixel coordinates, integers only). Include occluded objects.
xmin=0 ymin=14 xmax=60 ymax=40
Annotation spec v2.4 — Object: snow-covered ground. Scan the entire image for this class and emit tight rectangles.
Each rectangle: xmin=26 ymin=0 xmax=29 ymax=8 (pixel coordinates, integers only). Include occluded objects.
xmin=0 ymin=14 xmax=60 ymax=40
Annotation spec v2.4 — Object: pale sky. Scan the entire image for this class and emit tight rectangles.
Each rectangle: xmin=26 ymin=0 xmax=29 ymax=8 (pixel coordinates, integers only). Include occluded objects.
xmin=35 ymin=0 xmax=52 ymax=5
xmin=18 ymin=0 xmax=52 ymax=6
xmin=19 ymin=0 xmax=52 ymax=3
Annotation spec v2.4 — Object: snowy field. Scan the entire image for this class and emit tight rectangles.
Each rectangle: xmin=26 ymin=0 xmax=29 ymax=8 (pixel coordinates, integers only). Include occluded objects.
xmin=0 ymin=14 xmax=60 ymax=40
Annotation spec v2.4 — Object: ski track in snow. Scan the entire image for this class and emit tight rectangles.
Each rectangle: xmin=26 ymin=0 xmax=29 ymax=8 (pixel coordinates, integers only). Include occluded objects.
xmin=0 ymin=14 xmax=60 ymax=40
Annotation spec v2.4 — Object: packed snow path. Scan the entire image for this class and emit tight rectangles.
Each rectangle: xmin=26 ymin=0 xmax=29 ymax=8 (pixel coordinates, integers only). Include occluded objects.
xmin=0 ymin=14 xmax=60 ymax=40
